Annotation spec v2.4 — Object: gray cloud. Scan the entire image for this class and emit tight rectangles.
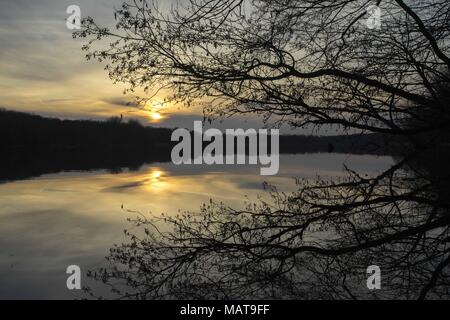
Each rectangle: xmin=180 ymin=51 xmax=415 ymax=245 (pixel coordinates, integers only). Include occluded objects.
xmin=0 ymin=0 xmax=341 ymax=135
xmin=103 ymin=97 xmax=136 ymax=107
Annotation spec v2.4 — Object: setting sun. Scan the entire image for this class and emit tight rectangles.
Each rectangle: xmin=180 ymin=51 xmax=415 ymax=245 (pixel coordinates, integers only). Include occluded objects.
xmin=150 ymin=112 xmax=163 ymax=121
xmin=144 ymin=99 xmax=167 ymax=122
xmin=152 ymin=170 xmax=162 ymax=179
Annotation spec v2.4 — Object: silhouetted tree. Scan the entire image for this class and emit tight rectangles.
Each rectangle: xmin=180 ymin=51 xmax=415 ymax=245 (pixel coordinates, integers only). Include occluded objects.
xmin=76 ymin=0 xmax=450 ymax=300
xmin=75 ymin=0 xmax=450 ymax=134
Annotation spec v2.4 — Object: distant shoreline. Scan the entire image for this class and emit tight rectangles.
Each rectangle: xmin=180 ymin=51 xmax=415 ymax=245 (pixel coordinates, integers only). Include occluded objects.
xmin=0 ymin=108 xmax=390 ymax=183
xmin=0 ymin=108 xmax=388 ymax=154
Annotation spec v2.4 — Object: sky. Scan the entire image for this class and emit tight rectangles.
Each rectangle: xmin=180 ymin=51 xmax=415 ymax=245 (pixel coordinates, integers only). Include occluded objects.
xmin=0 ymin=0 xmax=332 ymax=134
xmin=0 ymin=0 xmax=177 ymax=123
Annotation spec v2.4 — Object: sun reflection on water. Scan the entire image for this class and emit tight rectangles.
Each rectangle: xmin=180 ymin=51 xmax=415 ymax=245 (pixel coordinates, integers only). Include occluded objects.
xmin=145 ymin=169 xmax=166 ymax=190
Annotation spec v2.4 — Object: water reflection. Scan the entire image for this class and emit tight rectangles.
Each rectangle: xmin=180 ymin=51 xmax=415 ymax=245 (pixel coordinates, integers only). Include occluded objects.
xmin=0 ymin=154 xmax=393 ymax=299
xmin=83 ymin=146 xmax=450 ymax=300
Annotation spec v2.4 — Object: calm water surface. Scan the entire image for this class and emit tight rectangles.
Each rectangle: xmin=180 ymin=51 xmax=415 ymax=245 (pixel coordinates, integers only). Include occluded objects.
xmin=0 ymin=153 xmax=394 ymax=299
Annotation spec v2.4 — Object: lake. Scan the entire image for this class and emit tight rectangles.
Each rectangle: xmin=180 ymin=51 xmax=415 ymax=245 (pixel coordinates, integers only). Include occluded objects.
xmin=0 ymin=153 xmax=394 ymax=299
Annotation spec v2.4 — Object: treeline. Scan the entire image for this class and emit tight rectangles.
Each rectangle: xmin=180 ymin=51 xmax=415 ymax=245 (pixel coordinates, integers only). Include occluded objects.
xmin=279 ymin=134 xmax=386 ymax=155
xmin=0 ymin=108 xmax=387 ymax=155
xmin=0 ymin=108 xmax=172 ymax=150
xmin=0 ymin=108 xmax=389 ymax=183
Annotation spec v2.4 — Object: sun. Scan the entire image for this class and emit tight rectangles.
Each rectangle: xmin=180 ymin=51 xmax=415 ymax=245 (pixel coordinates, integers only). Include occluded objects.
xmin=151 ymin=170 xmax=162 ymax=179
xmin=150 ymin=111 xmax=163 ymax=121
xmin=143 ymin=99 xmax=167 ymax=122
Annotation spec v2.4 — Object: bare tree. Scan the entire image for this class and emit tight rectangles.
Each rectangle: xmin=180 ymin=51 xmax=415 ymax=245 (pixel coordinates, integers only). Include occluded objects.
xmin=75 ymin=0 xmax=450 ymax=133
xmin=77 ymin=0 xmax=450 ymax=300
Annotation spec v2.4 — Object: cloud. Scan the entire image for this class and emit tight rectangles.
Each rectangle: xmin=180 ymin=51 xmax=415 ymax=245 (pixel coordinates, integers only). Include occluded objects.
xmin=0 ymin=0 xmax=338 ymax=135
xmin=103 ymin=97 xmax=136 ymax=107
